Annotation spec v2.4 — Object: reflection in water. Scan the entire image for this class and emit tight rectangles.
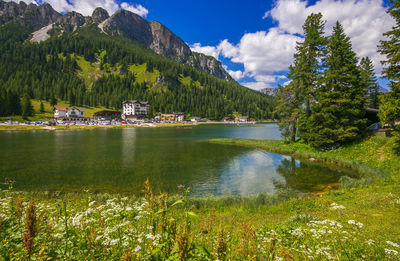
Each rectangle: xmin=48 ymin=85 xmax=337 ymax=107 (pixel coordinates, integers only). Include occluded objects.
xmin=121 ymin=128 xmax=137 ymax=170
xmin=0 ymin=124 xmax=359 ymax=195
xmin=206 ymin=150 xmax=285 ymax=196
xmin=276 ymin=158 xmax=357 ymax=192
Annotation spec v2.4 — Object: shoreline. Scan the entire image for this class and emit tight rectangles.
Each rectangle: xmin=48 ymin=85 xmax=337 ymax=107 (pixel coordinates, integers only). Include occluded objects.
xmin=0 ymin=122 xmax=267 ymax=131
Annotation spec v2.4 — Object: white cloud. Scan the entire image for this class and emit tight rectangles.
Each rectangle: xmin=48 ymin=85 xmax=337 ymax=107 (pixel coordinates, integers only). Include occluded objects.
xmin=265 ymin=0 xmax=394 ymax=74
xmin=120 ymin=2 xmax=148 ymax=17
xmin=193 ymin=0 xmax=394 ymax=89
xmin=6 ymin=0 xmax=148 ymax=17
xmin=241 ymin=81 xmax=272 ymax=91
xmin=190 ymin=43 xmax=220 ymax=59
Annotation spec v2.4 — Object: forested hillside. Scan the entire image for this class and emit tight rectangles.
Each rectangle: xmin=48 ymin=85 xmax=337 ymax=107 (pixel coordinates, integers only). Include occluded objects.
xmin=0 ymin=23 xmax=276 ymax=120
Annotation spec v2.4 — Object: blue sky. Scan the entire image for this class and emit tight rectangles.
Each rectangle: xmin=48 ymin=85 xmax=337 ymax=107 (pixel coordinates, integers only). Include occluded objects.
xmin=12 ymin=0 xmax=394 ymax=89
xmin=128 ymin=0 xmax=393 ymax=90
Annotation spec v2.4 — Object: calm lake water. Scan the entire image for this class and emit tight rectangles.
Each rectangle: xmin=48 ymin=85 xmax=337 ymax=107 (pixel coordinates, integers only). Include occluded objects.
xmin=0 ymin=124 xmax=357 ymax=196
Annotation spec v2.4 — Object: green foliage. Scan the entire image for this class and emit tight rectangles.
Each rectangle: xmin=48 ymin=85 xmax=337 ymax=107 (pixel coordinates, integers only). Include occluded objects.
xmin=302 ymin=22 xmax=366 ymax=149
xmin=378 ymin=0 xmax=400 ymax=153
xmin=0 ymin=23 xmax=276 ymax=120
xmin=276 ymin=13 xmax=326 ymax=142
xmin=20 ymin=94 xmax=33 ymax=120
xmin=359 ymin=57 xmax=379 ymax=109
xmin=39 ymin=101 xmax=44 ymax=113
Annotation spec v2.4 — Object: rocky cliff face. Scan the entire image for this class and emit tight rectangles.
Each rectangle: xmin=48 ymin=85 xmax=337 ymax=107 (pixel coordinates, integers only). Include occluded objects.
xmin=187 ymin=52 xmax=233 ymax=81
xmin=0 ymin=1 xmax=61 ymax=27
xmin=149 ymin=21 xmax=191 ymax=63
xmin=0 ymin=0 xmax=233 ymax=81
xmin=92 ymin=7 xmax=109 ymax=24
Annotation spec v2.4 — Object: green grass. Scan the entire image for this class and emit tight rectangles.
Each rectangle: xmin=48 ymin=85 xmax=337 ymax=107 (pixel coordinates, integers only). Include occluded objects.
xmin=1 ymin=136 xmax=400 ymax=259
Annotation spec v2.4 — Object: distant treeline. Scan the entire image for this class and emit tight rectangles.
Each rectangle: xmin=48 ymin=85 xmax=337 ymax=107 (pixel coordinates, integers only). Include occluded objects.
xmin=0 ymin=23 xmax=276 ymax=120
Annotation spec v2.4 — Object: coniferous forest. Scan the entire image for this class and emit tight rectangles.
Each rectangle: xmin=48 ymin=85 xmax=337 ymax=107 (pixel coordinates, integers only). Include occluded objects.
xmin=276 ymin=13 xmax=384 ymax=149
xmin=0 ymin=23 xmax=276 ymax=120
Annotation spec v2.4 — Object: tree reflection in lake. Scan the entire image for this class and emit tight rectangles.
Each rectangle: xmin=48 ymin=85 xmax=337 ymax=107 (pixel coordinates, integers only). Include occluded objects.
xmin=275 ymin=157 xmax=358 ymax=192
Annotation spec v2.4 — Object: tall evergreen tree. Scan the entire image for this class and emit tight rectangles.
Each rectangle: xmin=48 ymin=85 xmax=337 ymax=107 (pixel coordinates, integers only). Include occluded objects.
xmin=275 ymin=82 xmax=301 ymax=142
xmin=359 ymin=57 xmax=379 ymax=109
xmin=378 ymin=0 xmax=400 ymax=152
xmin=21 ymin=93 xmax=34 ymax=120
xmin=40 ymin=101 xmax=45 ymax=113
xmin=303 ymin=22 xmax=366 ymax=148
xmin=276 ymin=13 xmax=326 ymax=141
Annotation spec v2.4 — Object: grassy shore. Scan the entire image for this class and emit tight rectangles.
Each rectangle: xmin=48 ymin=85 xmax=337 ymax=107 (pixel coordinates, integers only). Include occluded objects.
xmin=1 ymin=137 xmax=399 ymax=260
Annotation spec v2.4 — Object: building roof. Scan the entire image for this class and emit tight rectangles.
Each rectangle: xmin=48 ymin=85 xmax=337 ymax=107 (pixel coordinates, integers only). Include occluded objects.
xmin=54 ymin=107 xmax=85 ymax=112
xmin=123 ymin=100 xmax=149 ymax=105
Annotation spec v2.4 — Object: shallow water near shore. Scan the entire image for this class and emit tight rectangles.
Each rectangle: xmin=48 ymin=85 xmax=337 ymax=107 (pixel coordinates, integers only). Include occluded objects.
xmin=0 ymin=123 xmax=358 ymax=195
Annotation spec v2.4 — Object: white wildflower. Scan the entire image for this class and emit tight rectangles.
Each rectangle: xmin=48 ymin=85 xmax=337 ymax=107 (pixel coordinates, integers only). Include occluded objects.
xmin=387 ymin=241 xmax=400 ymax=248
xmin=348 ymin=220 xmax=356 ymax=225
xmin=121 ymin=197 xmax=128 ymax=201
xmin=366 ymin=239 xmax=374 ymax=245
xmin=385 ymin=248 xmax=399 ymax=256
xmin=88 ymin=201 xmax=96 ymax=207
xmin=330 ymin=203 xmax=346 ymax=210
xmin=135 ymin=245 xmax=141 ymax=252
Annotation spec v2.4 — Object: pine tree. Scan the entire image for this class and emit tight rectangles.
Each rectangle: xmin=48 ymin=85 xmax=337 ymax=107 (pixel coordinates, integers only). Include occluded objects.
xmin=304 ymin=22 xmax=366 ymax=149
xmin=359 ymin=57 xmax=379 ymax=109
xmin=275 ymin=82 xmax=301 ymax=142
xmin=276 ymin=13 xmax=326 ymax=142
xmin=40 ymin=101 xmax=45 ymax=113
xmin=50 ymin=96 xmax=57 ymax=107
xmin=21 ymin=93 xmax=34 ymax=120
xmin=378 ymin=0 xmax=400 ymax=152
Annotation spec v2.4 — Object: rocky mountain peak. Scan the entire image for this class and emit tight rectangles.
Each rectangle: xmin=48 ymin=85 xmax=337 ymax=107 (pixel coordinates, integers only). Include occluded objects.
xmin=0 ymin=1 xmax=234 ymax=82
xmin=0 ymin=0 xmax=61 ymax=27
xmin=92 ymin=7 xmax=109 ymax=24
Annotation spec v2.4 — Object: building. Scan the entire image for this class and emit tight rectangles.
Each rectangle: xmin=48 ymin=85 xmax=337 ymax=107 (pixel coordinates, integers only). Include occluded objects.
xmin=155 ymin=113 xmax=185 ymax=122
xmin=191 ymin=116 xmax=201 ymax=123
xmin=173 ymin=112 xmax=185 ymax=122
xmin=93 ymin=110 xmax=121 ymax=121
xmin=238 ymin=116 xmax=249 ymax=122
xmin=122 ymin=100 xmax=150 ymax=120
xmin=223 ymin=117 xmax=233 ymax=123
xmin=54 ymin=107 xmax=85 ymax=119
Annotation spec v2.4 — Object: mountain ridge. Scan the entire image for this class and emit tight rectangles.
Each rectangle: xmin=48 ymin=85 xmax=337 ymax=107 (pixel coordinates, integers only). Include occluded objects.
xmin=0 ymin=0 xmax=233 ymax=81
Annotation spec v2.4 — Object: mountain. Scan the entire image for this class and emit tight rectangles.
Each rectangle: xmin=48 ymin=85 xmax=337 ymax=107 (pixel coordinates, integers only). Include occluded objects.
xmin=0 ymin=0 xmax=232 ymax=81
xmin=0 ymin=2 xmax=276 ymax=120
xmin=260 ymin=87 xmax=278 ymax=97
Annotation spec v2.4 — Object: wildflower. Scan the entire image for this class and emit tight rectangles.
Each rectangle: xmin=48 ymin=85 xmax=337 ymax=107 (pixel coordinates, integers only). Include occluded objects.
xmin=177 ymin=185 xmax=184 ymax=190
xmin=387 ymin=241 xmax=400 ymax=248
xmin=330 ymin=203 xmax=345 ymax=210
xmin=366 ymin=239 xmax=375 ymax=245
xmin=23 ymin=202 xmax=36 ymax=257
xmin=134 ymin=245 xmax=141 ymax=252
xmin=348 ymin=220 xmax=356 ymax=225
xmin=385 ymin=248 xmax=399 ymax=256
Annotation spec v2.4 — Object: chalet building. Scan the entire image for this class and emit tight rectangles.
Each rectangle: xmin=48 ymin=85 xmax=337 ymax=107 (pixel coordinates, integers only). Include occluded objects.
xmin=174 ymin=112 xmax=185 ymax=122
xmin=93 ymin=110 xmax=121 ymax=121
xmin=54 ymin=107 xmax=85 ymax=119
xmin=238 ymin=116 xmax=250 ymax=122
xmin=122 ymin=100 xmax=150 ymax=120
xmin=223 ymin=117 xmax=233 ymax=123
xmin=191 ymin=116 xmax=201 ymax=123
xmin=155 ymin=113 xmax=185 ymax=122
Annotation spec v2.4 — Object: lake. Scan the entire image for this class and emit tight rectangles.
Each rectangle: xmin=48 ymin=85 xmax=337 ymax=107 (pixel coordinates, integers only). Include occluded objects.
xmin=0 ymin=124 xmax=358 ymax=196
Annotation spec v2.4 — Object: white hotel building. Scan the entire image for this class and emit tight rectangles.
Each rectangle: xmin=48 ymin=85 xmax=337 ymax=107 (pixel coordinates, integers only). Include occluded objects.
xmin=122 ymin=100 xmax=150 ymax=120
